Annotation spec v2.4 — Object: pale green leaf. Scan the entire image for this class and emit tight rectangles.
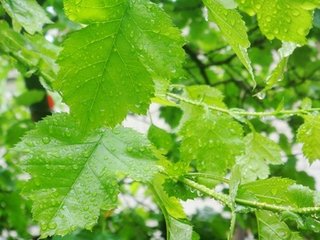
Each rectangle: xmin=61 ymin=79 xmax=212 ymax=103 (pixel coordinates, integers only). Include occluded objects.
xmin=0 ymin=21 xmax=59 ymax=84
xmin=148 ymin=125 xmax=174 ymax=154
xmin=151 ymin=175 xmax=196 ymax=240
xmin=14 ymin=114 xmax=160 ymax=237
xmin=203 ymin=0 xmax=254 ymax=83
xmin=179 ymin=87 xmax=244 ymax=176
xmin=229 ymin=165 xmax=241 ymax=202
xmin=236 ymin=0 xmax=320 ymax=44
xmin=314 ymin=9 xmax=320 ymax=28
xmin=256 ymin=210 xmax=303 ymax=240
xmin=56 ymin=0 xmax=184 ymax=131
xmin=152 ymin=175 xmax=186 ymax=219
xmin=297 ymin=115 xmax=320 ymax=163
xmin=15 ymin=90 xmax=45 ymax=106
xmin=0 ymin=0 xmax=51 ymax=34
xmin=257 ymin=42 xmax=298 ymax=95
xmin=238 ymin=178 xmax=317 ymax=208
xmin=236 ymin=132 xmax=283 ymax=183
xmin=217 ymin=0 xmax=238 ymax=9
xmin=168 ymin=217 xmax=195 ymax=240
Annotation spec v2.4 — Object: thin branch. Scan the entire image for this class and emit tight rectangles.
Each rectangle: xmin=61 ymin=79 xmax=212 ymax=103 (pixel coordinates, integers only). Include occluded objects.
xmin=167 ymin=92 xmax=320 ymax=118
xmin=183 ymin=45 xmax=211 ymax=85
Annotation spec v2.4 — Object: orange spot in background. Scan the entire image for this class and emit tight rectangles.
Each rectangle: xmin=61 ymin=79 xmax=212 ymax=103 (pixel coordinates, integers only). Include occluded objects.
xmin=47 ymin=95 xmax=54 ymax=110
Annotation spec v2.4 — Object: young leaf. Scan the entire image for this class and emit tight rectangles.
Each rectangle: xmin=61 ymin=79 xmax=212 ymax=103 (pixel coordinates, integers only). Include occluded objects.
xmin=236 ymin=0 xmax=320 ymax=44
xmin=14 ymin=114 xmax=161 ymax=237
xmin=152 ymin=175 xmax=186 ymax=219
xmin=237 ymin=178 xmax=316 ymax=208
xmin=297 ymin=115 xmax=320 ymax=163
xmin=0 ymin=0 xmax=51 ymax=34
xmin=56 ymin=0 xmax=184 ymax=131
xmin=257 ymin=42 xmax=298 ymax=94
xmin=203 ymin=0 xmax=254 ymax=83
xmin=0 ymin=21 xmax=59 ymax=83
xmin=148 ymin=125 xmax=174 ymax=154
xmin=151 ymin=175 xmax=196 ymax=240
xmin=178 ymin=86 xmax=244 ymax=176
xmin=256 ymin=210 xmax=303 ymax=240
xmin=168 ymin=217 xmax=196 ymax=240
xmin=163 ymin=178 xmax=198 ymax=201
xmin=236 ymin=132 xmax=283 ymax=183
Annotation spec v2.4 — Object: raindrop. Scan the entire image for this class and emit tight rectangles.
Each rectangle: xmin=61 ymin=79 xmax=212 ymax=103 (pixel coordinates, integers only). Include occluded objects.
xmin=256 ymin=92 xmax=266 ymax=100
xmin=42 ymin=137 xmax=51 ymax=144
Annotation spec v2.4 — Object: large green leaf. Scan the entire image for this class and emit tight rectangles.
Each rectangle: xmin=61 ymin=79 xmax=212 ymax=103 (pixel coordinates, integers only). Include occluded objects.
xmin=14 ymin=114 xmax=161 ymax=237
xmin=297 ymin=115 xmax=320 ymax=163
xmin=203 ymin=0 xmax=254 ymax=82
xmin=56 ymin=0 xmax=184 ymax=131
xmin=0 ymin=0 xmax=51 ymax=34
xmin=256 ymin=210 xmax=302 ymax=240
xmin=236 ymin=132 xmax=283 ymax=183
xmin=236 ymin=0 xmax=320 ymax=44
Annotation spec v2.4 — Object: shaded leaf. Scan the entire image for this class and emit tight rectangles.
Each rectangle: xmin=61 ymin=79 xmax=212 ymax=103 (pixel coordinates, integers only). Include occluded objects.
xmin=0 ymin=0 xmax=51 ymax=34
xmin=256 ymin=210 xmax=302 ymax=240
xmin=297 ymin=115 xmax=320 ymax=163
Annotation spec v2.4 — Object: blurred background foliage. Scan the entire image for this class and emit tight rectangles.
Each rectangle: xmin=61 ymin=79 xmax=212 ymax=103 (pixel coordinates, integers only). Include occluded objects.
xmin=0 ymin=0 xmax=320 ymax=239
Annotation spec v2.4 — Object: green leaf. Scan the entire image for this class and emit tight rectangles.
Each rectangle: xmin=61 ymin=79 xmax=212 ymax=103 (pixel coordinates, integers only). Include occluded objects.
xmin=159 ymin=106 xmax=183 ymax=129
xmin=203 ymin=0 xmax=254 ymax=83
xmin=0 ymin=192 xmax=29 ymax=236
xmin=236 ymin=0 xmax=320 ymax=44
xmin=236 ymin=132 xmax=283 ymax=183
xmin=297 ymin=115 xmax=320 ymax=163
xmin=237 ymin=178 xmax=317 ymax=208
xmin=152 ymin=175 xmax=186 ymax=219
xmin=148 ymin=125 xmax=174 ymax=154
xmin=179 ymin=86 xmax=244 ymax=176
xmin=56 ymin=0 xmax=184 ymax=131
xmin=5 ymin=120 xmax=34 ymax=146
xmin=256 ymin=210 xmax=302 ymax=240
xmin=15 ymin=90 xmax=45 ymax=106
xmin=14 ymin=114 xmax=160 ymax=237
xmin=229 ymin=165 xmax=241 ymax=202
xmin=0 ymin=21 xmax=59 ymax=83
xmin=163 ymin=178 xmax=198 ymax=201
xmin=0 ymin=0 xmax=51 ymax=34
xmin=151 ymin=175 xmax=196 ymax=240
xmin=179 ymin=111 xmax=244 ymax=176
xmin=257 ymin=42 xmax=298 ymax=95
xmin=168 ymin=217 xmax=195 ymax=240
xmin=314 ymin=9 xmax=320 ymax=29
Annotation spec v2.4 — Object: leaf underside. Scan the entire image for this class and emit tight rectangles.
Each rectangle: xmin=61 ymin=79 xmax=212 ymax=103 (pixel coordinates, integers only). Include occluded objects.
xmin=15 ymin=114 xmax=160 ymax=237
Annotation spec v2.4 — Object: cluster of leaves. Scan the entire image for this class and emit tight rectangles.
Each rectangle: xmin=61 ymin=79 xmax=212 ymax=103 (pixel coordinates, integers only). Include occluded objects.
xmin=1 ymin=0 xmax=320 ymax=239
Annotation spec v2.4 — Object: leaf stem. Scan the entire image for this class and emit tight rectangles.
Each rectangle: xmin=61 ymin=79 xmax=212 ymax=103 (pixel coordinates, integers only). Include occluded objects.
xmin=180 ymin=177 xmax=233 ymax=208
xmin=234 ymin=198 xmax=320 ymax=214
xmin=177 ymin=175 xmax=320 ymax=214
xmin=228 ymin=212 xmax=236 ymax=240
xmin=186 ymin=172 xmax=230 ymax=184
xmin=167 ymin=92 xmax=320 ymax=118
